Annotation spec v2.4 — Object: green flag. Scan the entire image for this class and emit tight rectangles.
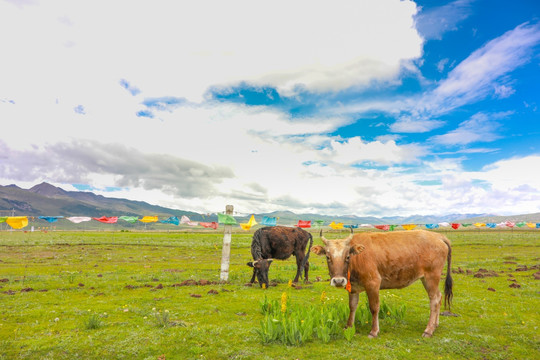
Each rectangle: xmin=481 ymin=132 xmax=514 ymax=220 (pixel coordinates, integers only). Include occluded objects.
xmin=218 ymin=213 xmax=237 ymax=225
xmin=119 ymin=216 xmax=138 ymax=224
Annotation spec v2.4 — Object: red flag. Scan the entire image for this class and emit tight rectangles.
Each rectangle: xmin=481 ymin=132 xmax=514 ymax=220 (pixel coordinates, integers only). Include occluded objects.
xmin=451 ymin=223 xmax=461 ymax=230
xmin=200 ymin=222 xmax=218 ymax=229
xmin=296 ymin=220 xmax=311 ymax=228
xmin=92 ymin=216 xmax=118 ymax=224
xmin=374 ymin=225 xmax=390 ymax=231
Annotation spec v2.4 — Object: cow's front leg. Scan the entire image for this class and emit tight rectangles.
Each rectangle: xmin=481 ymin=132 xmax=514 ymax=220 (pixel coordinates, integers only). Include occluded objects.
xmin=250 ymin=268 xmax=257 ymax=283
xmin=366 ymin=286 xmax=380 ymax=338
xmin=346 ymin=292 xmax=359 ymax=328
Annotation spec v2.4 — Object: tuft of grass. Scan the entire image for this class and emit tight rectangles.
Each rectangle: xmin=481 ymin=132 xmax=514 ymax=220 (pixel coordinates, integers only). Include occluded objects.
xmin=151 ymin=308 xmax=171 ymax=328
xmin=256 ymin=293 xmax=407 ymax=345
xmin=83 ymin=313 xmax=103 ymax=330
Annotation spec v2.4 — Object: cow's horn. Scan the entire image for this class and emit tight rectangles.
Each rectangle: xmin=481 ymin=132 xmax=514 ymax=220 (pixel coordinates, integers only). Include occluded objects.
xmin=252 ymin=259 xmax=259 ymax=266
xmin=320 ymin=229 xmax=329 ymax=245
xmin=345 ymin=230 xmax=353 ymax=244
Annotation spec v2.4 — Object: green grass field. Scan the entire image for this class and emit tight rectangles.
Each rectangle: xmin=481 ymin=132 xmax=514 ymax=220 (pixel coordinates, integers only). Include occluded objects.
xmin=1 ymin=230 xmax=539 ymax=359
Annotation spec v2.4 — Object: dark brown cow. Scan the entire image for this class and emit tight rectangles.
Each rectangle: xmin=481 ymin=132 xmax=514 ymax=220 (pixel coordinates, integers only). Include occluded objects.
xmin=247 ymin=226 xmax=313 ymax=288
xmin=311 ymin=229 xmax=453 ymax=338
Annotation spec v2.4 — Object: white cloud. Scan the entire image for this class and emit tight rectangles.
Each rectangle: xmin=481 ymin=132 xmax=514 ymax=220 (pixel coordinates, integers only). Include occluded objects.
xmin=430 ymin=112 xmax=510 ymax=146
xmin=388 ymin=21 xmax=540 ymax=134
xmin=0 ymin=0 xmax=423 ymax=103
xmin=426 ymin=22 xmax=540 ymax=113
xmin=319 ymin=137 xmax=426 ymax=165
xmin=414 ymin=0 xmax=473 ymax=40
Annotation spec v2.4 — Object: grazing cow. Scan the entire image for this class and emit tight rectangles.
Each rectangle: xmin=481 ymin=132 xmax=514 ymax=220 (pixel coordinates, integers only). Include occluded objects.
xmin=247 ymin=226 xmax=313 ymax=288
xmin=311 ymin=229 xmax=453 ymax=338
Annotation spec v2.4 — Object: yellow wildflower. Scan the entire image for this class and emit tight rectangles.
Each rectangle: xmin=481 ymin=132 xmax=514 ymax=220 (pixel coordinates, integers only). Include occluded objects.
xmin=320 ymin=291 xmax=326 ymax=303
xmin=281 ymin=292 xmax=287 ymax=313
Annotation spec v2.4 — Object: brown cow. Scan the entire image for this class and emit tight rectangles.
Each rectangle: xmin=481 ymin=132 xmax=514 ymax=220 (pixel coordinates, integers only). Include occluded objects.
xmin=311 ymin=229 xmax=453 ymax=338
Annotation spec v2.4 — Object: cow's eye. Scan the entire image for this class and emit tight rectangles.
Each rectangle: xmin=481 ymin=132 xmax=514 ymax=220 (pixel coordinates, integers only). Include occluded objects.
xmin=346 ymin=255 xmax=350 ymax=262
xmin=326 ymin=255 xmax=331 ymax=262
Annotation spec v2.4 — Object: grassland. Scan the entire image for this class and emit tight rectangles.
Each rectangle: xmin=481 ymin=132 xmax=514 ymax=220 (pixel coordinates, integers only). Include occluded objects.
xmin=0 ymin=229 xmax=539 ymax=360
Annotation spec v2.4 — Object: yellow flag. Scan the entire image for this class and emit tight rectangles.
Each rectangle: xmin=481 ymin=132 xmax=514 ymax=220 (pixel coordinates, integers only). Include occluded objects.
xmin=526 ymin=222 xmax=536 ymax=228
xmin=6 ymin=216 xmax=29 ymax=229
xmin=139 ymin=216 xmax=158 ymax=223
xmin=402 ymin=224 xmax=417 ymax=230
xmin=474 ymin=223 xmax=486 ymax=227
xmin=240 ymin=215 xmax=258 ymax=230
xmin=329 ymin=221 xmax=344 ymax=230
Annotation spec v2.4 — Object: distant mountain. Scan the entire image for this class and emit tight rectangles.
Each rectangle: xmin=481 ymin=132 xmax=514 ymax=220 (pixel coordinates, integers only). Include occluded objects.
xmin=453 ymin=213 xmax=540 ymax=223
xmin=1 ymin=182 xmax=539 ymax=224
xmin=0 ymin=182 xmax=204 ymax=220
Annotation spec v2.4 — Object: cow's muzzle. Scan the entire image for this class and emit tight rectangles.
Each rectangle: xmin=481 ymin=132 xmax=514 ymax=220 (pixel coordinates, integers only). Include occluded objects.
xmin=330 ymin=277 xmax=347 ymax=288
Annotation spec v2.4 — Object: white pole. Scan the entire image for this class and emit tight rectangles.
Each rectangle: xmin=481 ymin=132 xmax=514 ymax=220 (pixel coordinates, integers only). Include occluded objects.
xmin=220 ymin=205 xmax=233 ymax=282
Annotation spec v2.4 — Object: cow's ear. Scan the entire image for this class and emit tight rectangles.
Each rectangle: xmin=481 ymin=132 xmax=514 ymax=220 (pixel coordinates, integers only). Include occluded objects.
xmin=350 ymin=244 xmax=365 ymax=255
xmin=311 ymin=245 xmax=326 ymax=255
xmin=247 ymin=262 xmax=254 ymax=267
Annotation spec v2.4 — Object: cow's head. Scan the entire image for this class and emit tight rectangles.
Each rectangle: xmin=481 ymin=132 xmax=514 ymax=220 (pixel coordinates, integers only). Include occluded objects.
xmin=247 ymin=259 xmax=273 ymax=288
xmin=311 ymin=231 xmax=364 ymax=288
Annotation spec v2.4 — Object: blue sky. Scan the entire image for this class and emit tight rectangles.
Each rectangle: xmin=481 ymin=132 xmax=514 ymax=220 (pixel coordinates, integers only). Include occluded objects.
xmin=0 ymin=0 xmax=539 ymax=217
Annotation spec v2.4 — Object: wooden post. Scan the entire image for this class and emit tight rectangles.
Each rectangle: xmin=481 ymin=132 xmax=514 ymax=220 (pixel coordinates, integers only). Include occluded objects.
xmin=220 ymin=205 xmax=233 ymax=282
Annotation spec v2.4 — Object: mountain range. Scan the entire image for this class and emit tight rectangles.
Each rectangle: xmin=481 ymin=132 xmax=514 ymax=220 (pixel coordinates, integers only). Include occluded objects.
xmin=1 ymin=182 xmax=539 ymax=225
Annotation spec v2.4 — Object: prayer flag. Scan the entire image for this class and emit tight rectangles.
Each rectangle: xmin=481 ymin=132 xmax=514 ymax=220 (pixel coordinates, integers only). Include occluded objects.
xmin=119 ymin=216 xmax=138 ymax=224
xmin=438 ymin=222 xmax=450 ymax=227
xmin=296 ymin=220 xmax=311 ymax=228
xmin=217 ymin=213 xmax=237 ymax=225
xmin=344 ymin=224 xmax=358 ymax=229
xmin=505 ymin=221 xmax=515 ymax=228
xmin=329 ymin=221 xmax=344 ymax=230
xmin=6 ymin=216 xmax=28 ymax=229
xmin=313 ymin=220 xmax=325 ymax=228
xmin=425 ymin=224 xmax=439 ymax=229
xmin=180 ymin=216 xmax=198 ymax=226
xmin=474 ymin=223 xmax=486 ymax=228
xmin=38 ymin=216 xmax=63 ymax=223
xmin=200 ymin=222 xmax=218 ymax=229
xmin=374 ymin=225 xmax=390 ymax=231
xmin=240 ymin=215 xmax=258 ymax=230
xmin=66 ymin=217 xmax=92 ymax=223
xmin=516 ymin=222 xmax=526 ymax=228
xmin=92 ymin=216 xmax=118 ymax=224
xmin=486 ymin=223 xmax=497 ymax=228
xmin=160 ymin=216 xmax=180 ymax=225
xmin=139 ymin=216 xmax=158 ymax=223
xmin=526 ymin=222 xmax=536 ymax=229
xmin=402 ymin=224 xmax=417 ymax=231
xmin=451 ymin=223 xmax=461 ymax=230
xmin=261 ymin=216 xmax=277 ymax=226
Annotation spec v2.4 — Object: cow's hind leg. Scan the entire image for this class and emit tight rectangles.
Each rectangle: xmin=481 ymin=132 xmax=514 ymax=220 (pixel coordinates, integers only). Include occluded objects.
xmin=292 ymin=253 xmax=304 ymax=283
xmin=421 ymin=273 xmax=442 ymax=337
xmin=303 ymin=261 xmax=310 ymax=283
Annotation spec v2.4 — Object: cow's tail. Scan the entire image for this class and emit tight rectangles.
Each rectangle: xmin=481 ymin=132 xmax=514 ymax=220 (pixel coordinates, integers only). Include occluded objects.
xmin=443 ymin=237 xmax=454 ymax=312
xmin=300 ymin=232 xmax=313 ymax=274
